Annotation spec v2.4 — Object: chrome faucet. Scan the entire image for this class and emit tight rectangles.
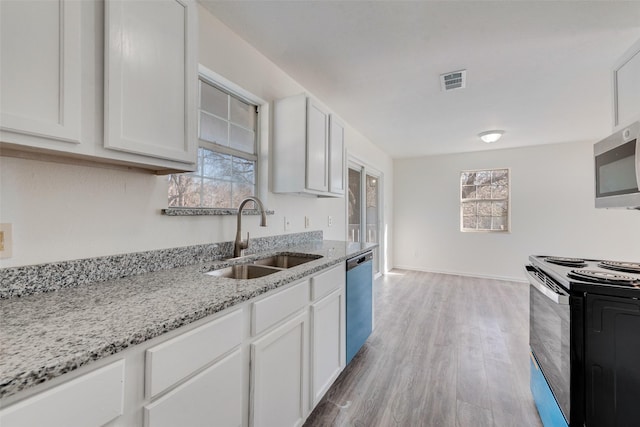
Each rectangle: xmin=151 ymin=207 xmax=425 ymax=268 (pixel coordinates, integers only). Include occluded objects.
xmin=234 ymin=197 xmax=267 ymax=258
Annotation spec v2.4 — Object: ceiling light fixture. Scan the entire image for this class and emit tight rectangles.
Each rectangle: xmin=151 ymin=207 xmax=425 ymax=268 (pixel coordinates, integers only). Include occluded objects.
xmin=478 ymin=130 xmax=504 ymax=144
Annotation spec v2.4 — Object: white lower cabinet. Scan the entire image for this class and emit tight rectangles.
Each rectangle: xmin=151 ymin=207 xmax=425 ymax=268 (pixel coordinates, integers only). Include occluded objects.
xmin=310 ymin=289 xmax=344 ymax=407
xmin=0 ymin=360 xmax=125 ymax=427
xmin=252 ymin=280 xmax=310 ymax=336
xmin=251 ymin=312 xmax=309 ymax=427
xmin=144 ymin=308 xmax=243 ymax=427
xmin=145 ymin=309 xmax=243 ymax=399
xmin=0 ymin=262 xmax=348 ymax=427
xmin=145 ymin=349 xmax=243 ymax=427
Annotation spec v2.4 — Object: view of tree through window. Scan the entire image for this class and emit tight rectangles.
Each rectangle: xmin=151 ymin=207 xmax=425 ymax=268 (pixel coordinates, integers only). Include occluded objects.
xmin=169 ymin=79 xmax=258 ymax=208
xmin=460 ymin=168 xmax=510 ymax=232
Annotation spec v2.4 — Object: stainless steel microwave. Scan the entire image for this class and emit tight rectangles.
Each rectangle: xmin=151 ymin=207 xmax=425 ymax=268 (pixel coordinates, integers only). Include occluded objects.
xmin=594 ymin=120 xmax=640 ymax=209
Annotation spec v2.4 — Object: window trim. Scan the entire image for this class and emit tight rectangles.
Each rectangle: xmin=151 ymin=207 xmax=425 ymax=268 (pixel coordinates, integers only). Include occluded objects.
xmin=200 ymin=65 xmax=268 ymax=205
xmin=459 ymin=167 xmax=511 ymax=233
xmin=165 ymin=65 xmax=269 ymax=213
xmin=347 ymin=154 xmax=385 ymax=276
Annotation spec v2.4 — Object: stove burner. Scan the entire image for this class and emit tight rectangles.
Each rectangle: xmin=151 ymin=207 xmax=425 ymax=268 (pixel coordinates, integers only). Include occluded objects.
xmin=568 ymin=269 xmax=639 ymax=286
xmin=598 ymin=261 xmax=640 ymax=274
xmin=545 ymin=257 xmax=586 ymax=267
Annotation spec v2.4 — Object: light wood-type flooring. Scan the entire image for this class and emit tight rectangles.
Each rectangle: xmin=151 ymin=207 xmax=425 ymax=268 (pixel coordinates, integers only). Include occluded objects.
xmin=304 ymin=270 xmax=543 ymax=427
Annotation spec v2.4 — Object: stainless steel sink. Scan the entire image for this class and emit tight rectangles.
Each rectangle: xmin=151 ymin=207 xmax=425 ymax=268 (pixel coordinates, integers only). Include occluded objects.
xmin=205 ymin=253 xmax=323 ymax=280
xmin=205 ymin=264 xmax=280 ymax=279
xmin=253 ymin=254 xmax=322 ymax=269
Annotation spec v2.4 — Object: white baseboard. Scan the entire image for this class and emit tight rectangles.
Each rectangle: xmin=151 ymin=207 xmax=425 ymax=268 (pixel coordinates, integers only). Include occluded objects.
xmin=391 ymin=264 xmax=528 ymax=284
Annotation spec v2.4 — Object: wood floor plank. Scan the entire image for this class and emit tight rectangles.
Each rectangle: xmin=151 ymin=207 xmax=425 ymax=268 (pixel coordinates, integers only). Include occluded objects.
xmin=457 ymin=400 xmax=493 ymax=427
xmin=303 ymin=270 xmax=542 ymax=427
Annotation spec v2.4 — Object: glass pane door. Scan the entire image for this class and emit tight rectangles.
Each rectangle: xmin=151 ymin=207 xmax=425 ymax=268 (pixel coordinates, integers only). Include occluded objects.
xmin=348 ymin=168 xmax=361 ymax=243
xmin=348 ymin=163 xmax=383 ymax=276
xmin=366 ymin=174 xmax=380 ymax=275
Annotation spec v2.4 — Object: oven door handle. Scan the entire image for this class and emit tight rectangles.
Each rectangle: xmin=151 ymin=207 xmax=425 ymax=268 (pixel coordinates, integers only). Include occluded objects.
xmin=525 ymin=269 xmax=570 ymax=305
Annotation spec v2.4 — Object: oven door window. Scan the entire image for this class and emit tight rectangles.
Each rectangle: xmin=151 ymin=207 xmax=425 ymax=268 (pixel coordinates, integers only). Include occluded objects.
xmin=595 ymin=139 xmax=638 ymax=197
xmin=530 ymin=284 xmax=571 ymax=421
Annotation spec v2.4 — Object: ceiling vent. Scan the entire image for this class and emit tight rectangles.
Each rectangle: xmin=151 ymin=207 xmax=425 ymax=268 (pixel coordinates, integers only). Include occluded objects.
xmin=440 ymin=70 xmax=466 ymax=91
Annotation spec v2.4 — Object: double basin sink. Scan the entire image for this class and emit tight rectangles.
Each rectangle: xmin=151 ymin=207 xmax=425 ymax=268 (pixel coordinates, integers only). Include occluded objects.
xmin=205 ymin=253 xmax=323 ymax=279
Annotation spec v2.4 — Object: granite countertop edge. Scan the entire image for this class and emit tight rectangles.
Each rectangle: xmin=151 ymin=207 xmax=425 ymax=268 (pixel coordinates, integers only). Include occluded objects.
xmin=0 ymin=240 xmax=377 ymax=400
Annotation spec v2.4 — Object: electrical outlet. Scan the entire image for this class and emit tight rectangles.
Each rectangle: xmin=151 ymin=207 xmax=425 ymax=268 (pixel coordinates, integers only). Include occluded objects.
xmin=284 ymin=217 xmax=291 ymax=231
xmin=328 ymin=216 xmax=333 ymax=227
xmin=305 ymin=216 xmax=311 ymax=228
xmin=0 ymin=223 xmax=13 ymax=259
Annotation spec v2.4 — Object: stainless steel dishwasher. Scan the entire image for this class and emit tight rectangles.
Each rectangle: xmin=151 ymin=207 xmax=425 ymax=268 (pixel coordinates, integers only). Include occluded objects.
xmin=346 ymin=251 xmax=373 ymax=364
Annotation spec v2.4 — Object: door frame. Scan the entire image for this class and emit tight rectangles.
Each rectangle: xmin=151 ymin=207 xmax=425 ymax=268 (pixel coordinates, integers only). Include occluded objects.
xmin=347 ymin=155 xmax=384 ymax=277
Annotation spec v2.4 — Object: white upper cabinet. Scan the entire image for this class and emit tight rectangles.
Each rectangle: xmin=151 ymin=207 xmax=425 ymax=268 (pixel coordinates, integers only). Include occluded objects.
xmin=0 ymin=0 xmax=82 ymax=145
xmin=273 ymin=94 xmax=344 ymax=197
xmin=328 ymin=116 xmax=346 ymax=195
xmin=0 ymin=0 xmax=197 ymax=173
xmin=613 ymin=38 xmax=640 ymax=130
xmin=105 ymin=0 xmax=197 ymax=164
xmin=306 ymin=99 xmax=330 ymax=192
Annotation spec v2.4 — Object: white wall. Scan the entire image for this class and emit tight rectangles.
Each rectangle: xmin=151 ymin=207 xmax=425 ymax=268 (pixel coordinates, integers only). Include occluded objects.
xmin=394 ymin=140 xmax=640 ymax=281
xmin=0 ymin=4 xmax=393 ymax=269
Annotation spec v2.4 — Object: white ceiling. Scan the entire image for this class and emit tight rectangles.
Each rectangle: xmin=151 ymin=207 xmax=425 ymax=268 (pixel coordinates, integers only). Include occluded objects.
xmin=200 ymin=1 xmax=640 ymax=158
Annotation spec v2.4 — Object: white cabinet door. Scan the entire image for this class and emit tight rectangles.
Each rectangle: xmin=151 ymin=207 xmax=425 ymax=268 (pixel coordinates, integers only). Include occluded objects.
xmin=251 ymin=312 xmax=309 ymax=427
xmin=310 ymin=289 xmax=344 ymax=407
xmin=306 ymin=98 xmax=329 ymax=193
xmin=328 ymin=116 xmax=345 ymax=195
xmin=0 ymin=0 xmax=81 ymax=144
xmin=0 ymin=360 xmax=125 ymax=427
xmin=145 ymin=350 xmax=243 ymax=427
xmin=613 ymin=38 xmax=640 ymax=129
xmin=273 ymin=94 xmax=342 ymax=197
xmin=104 ymin=0 xmax=197 ymax=164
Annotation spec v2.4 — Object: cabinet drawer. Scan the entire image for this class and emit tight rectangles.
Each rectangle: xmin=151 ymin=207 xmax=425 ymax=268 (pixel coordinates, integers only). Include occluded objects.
xmin=146 ymin=309 xmax=242 ymax=398
xmin=0 ymin=360 xmax=125 ymax=427
xmin=311 ymin=264 xmax=345 ymax=301
xmin=145 ymin=349 xmax=243 ymax=427
xmin=252 ymin=280 xmax=310 ymax=336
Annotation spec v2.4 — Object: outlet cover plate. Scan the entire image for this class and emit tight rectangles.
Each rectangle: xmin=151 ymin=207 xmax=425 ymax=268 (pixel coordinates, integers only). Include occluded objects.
xmin=0 ymin=223 xmax=13 ymax=259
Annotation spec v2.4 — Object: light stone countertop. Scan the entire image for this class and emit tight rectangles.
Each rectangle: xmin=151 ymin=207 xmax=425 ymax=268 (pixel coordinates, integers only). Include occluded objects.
xmin=0 ymin=240 xmax=376 ymax=400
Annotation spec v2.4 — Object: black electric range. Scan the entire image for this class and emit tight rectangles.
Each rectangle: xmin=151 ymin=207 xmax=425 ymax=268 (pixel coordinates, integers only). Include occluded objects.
xmin=526 ymin=255 xmax=640 ymax=427
xmin=529 ymin=255 xmax=640 ymax=297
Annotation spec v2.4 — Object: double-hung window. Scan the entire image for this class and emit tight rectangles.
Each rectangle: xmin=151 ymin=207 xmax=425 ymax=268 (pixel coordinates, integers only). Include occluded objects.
xmin=460 ymin=168 xmax=510 ymax=232
xmin=168 ymin=76 xmax=259 ymax=209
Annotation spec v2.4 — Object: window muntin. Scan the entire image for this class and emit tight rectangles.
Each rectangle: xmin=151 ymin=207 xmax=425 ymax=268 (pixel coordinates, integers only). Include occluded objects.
xmin=169 ymin=79 xmax=258 ymax=208
xmin=460 ymin=168 xmax=510 ymax=232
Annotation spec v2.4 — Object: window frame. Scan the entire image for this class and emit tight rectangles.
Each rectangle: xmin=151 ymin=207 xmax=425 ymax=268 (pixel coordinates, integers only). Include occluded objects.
xmin=166 ymin=65 xmax=269 ymax=212
xmin=459 ymin=167 xmax=511 ymax=233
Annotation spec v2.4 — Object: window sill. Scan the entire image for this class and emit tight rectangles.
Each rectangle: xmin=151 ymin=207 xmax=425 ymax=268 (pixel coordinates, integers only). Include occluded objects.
xmin=162 ymin=208 xmax=275 ymax=216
